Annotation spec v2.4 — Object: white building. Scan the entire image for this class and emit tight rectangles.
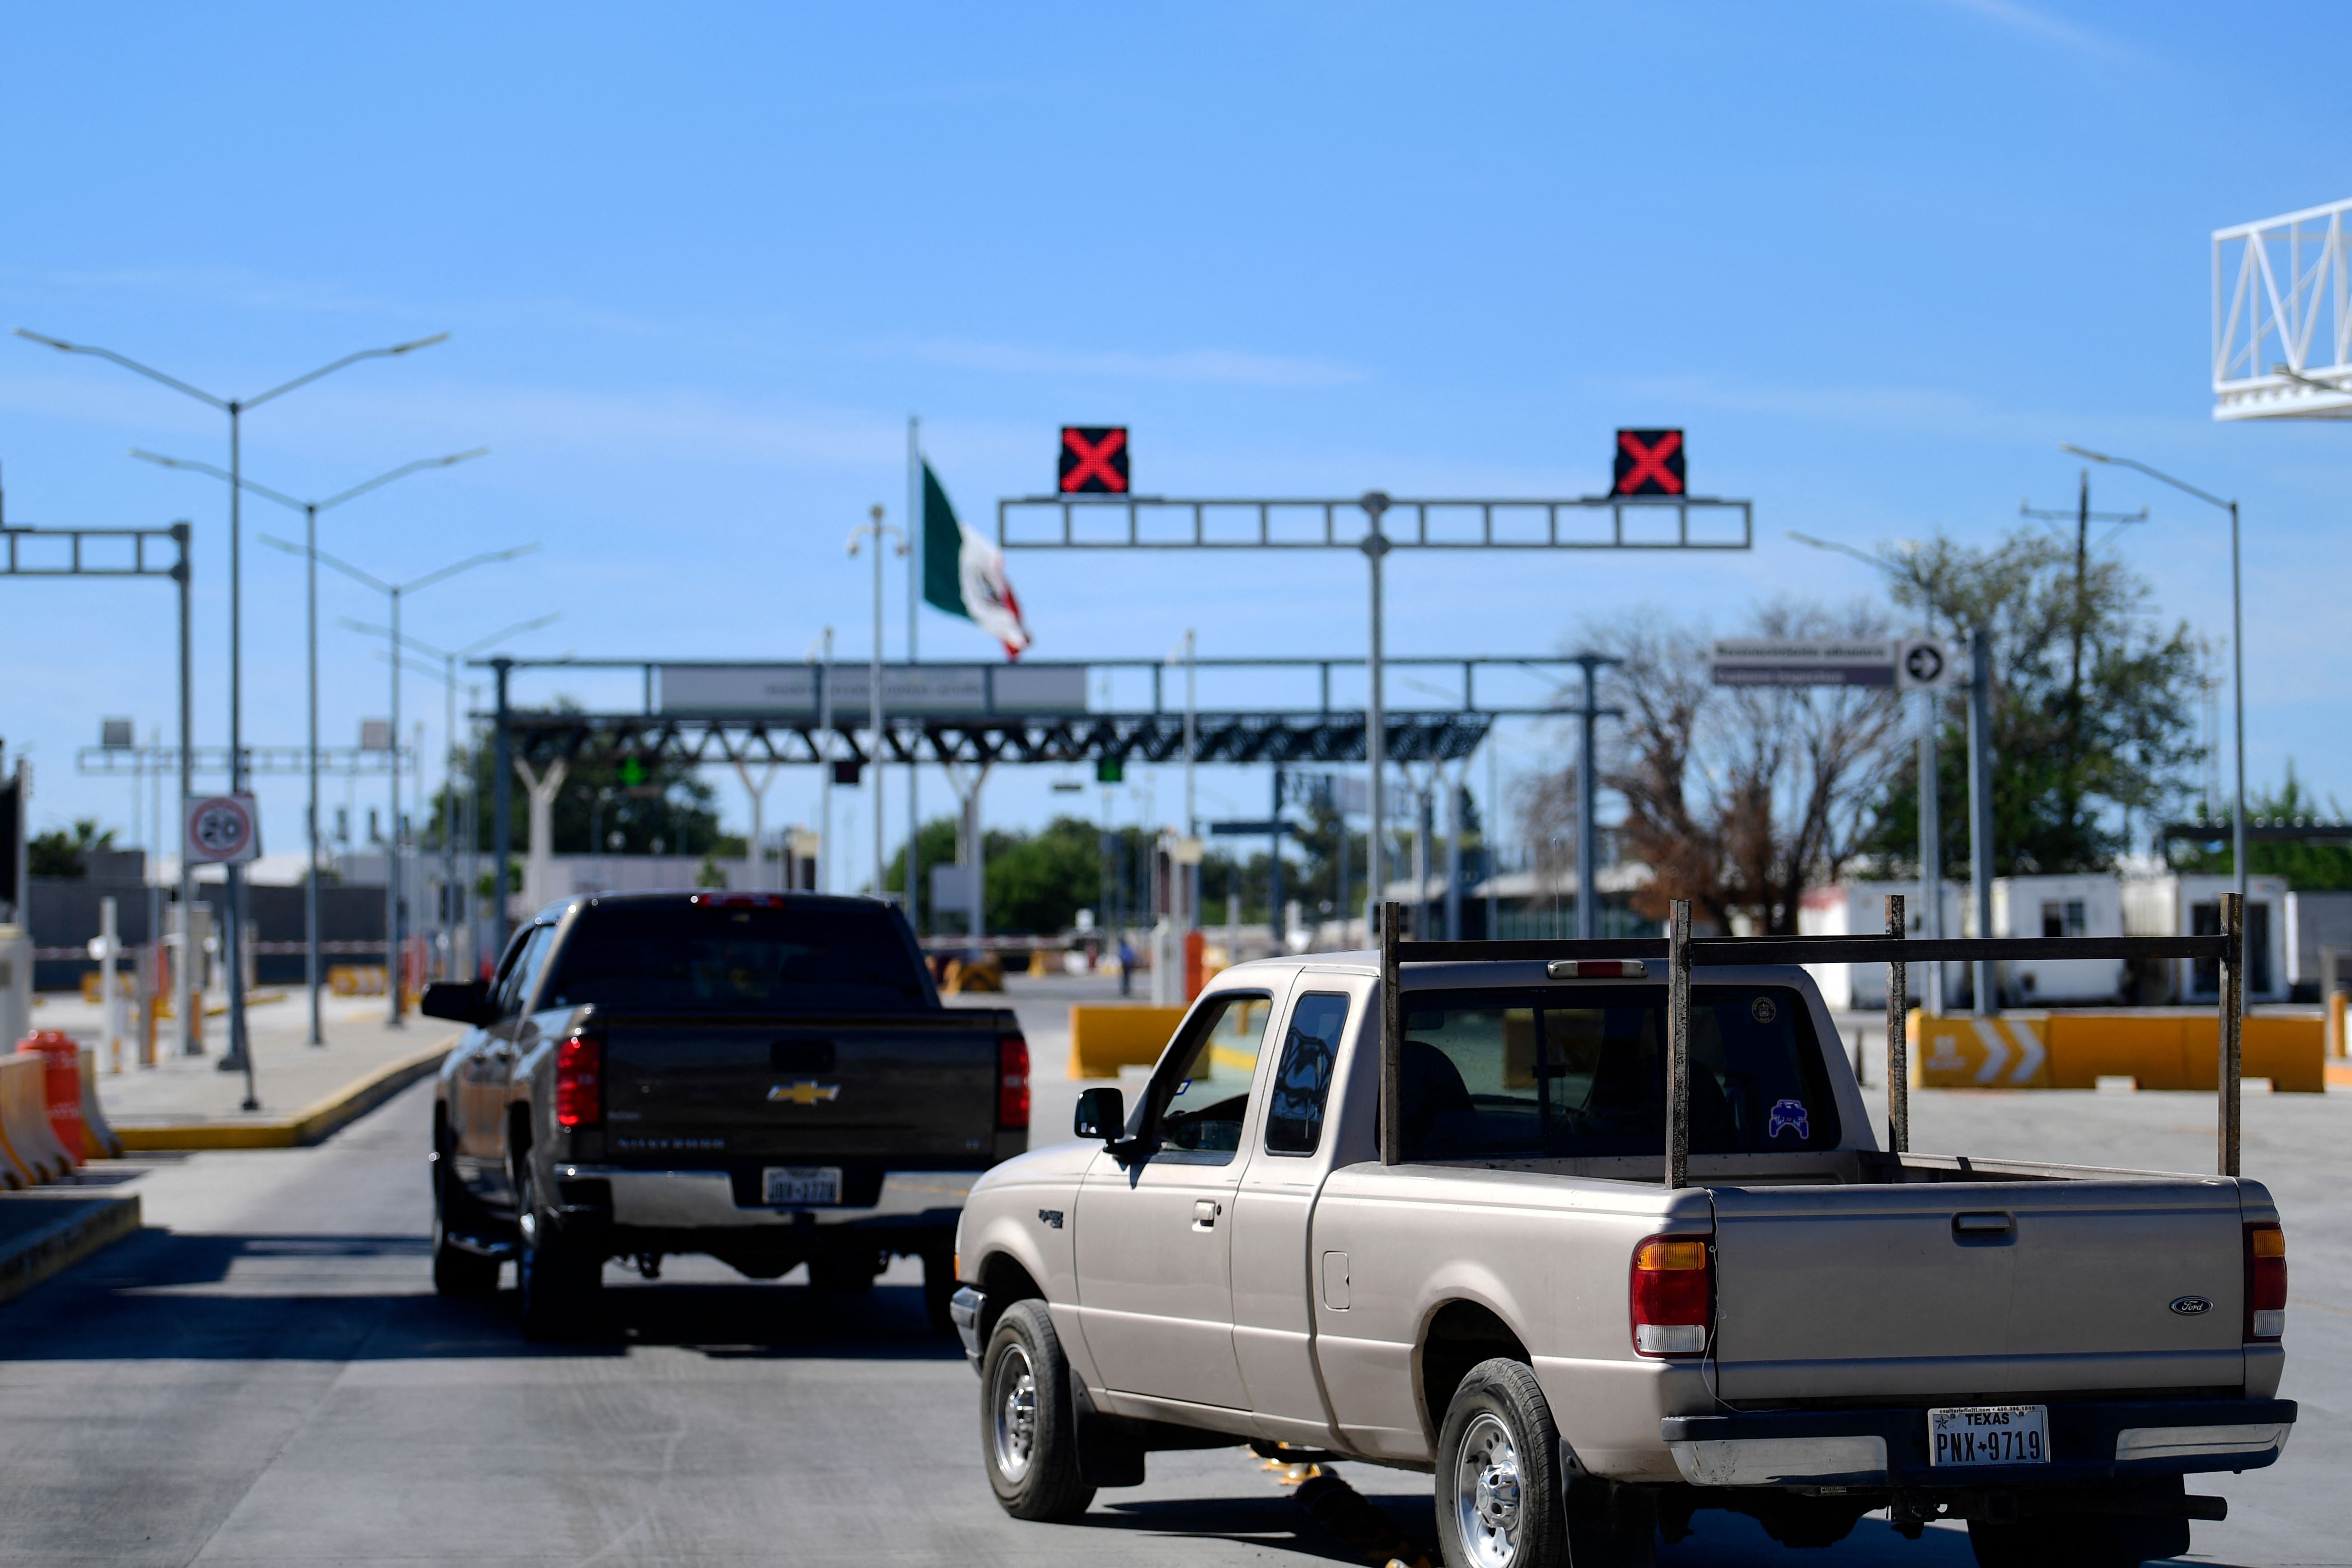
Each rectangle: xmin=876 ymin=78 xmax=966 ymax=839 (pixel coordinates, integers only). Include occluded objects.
xmin=2121 ymin=873 xmax=2291 ymax=1003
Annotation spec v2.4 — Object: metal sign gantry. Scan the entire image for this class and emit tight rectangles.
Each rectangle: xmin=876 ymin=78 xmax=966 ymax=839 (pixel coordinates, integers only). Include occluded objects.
xmin=474 ymin=653 xmax=1611 ymax=952
xmin=1 ymin=519 xmax=201 ymax=1058
xmin=995 ymin=489 xmax=1751 ymax=934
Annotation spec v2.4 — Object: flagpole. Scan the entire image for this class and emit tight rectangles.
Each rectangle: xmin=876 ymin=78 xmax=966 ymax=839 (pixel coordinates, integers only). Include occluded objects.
xmin=907 ymin=416 xmax=921 ymax=938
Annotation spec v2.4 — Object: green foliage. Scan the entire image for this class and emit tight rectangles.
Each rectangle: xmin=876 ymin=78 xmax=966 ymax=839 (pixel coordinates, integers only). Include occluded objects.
xmin=2169 ymin=770 xmax=2352 ymax=889
xmin=1860 ymin=525 xmax=2207 ymax=875
xmin=437 ymin=713 xmax=726 ymax=859
xmin=888 ymin=814 xmax=1156 ymax=935
xmin=29 ymin=818 xmax=116 ymax=878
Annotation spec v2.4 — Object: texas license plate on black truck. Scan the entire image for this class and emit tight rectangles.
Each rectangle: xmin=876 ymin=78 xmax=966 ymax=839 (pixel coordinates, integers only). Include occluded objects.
xmin=763 ymin=1166 xmax=843 ymax=1206
xmin=1929 ymin=1405 xmax=2048 ymax=1467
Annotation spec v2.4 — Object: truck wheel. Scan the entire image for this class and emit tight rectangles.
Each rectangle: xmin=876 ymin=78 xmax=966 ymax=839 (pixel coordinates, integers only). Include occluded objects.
xmin=1437 ymin=1359 xmax=1653 ymax=1568
xmin=515 ymin=1162 xmax=601 ymax=1340
xmin=921 ymin=1248 xmax=959 ymax=1336
xmin=980 ymin=1300 xmax=1095 ymax=1521
xmin=1966 ymin=1511 xmax=2190 ymax=1568
xmin=432 ymin=1208 xmax=501 ymax=1298
xmin=1437 ymin=1360 xmax=1567 ymax=1568
xmin=430 ymin=1156 xmax=501 ymax=1298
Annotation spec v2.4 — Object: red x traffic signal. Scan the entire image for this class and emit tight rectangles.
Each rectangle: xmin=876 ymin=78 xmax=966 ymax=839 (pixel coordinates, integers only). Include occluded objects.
xmin=1612 ymin=429 xmax=1686 ymax=496
xmin=1059 ymin=426 xmax=1130 ymax=494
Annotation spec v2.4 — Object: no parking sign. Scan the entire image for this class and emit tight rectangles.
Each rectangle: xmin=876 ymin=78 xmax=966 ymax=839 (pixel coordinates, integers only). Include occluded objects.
xmin=184 ymin=794 xmax=261 ymax=864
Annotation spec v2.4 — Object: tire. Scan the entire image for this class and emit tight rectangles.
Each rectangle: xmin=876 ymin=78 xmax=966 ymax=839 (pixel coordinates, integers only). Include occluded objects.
xmin=921 ymin=1248 xmax=959 ymax=1336
xmin=807 ymin=1245 xmax=883 ymax=1293
xmin=1436 ymin=1359 xmax=1654 ymax=1568
xmin=432 ymin=1207 xmax=502 ymax=1297
xmin=430 ymin=1130 xmax=501 ymax=1299
xmin=1437 ymin=1360 xmax=1568 ymax=1568
xmin=1967 ymin=1511 xmax=2190 ymax=1568
xmin=514 ymin=1157 xmax=600 ymax=1340
xmin=980 ymin=1300 xmax=1095 ymax=1521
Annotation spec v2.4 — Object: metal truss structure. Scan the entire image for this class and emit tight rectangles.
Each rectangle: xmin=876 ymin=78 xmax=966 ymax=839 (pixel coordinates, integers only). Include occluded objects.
xmin=499 ymin=707 xmax=1493 ymax=770
xmin=77 ymin=744 xmax=415 ymax=778
xmin=476 ymin=654 xmax=1599 ymax=771
xmin=2213 ymin=196 xmax=2352 ymax=420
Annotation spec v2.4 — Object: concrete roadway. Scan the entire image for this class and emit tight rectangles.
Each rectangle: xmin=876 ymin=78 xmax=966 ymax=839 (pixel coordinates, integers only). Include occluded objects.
xmin=0 ymin=1055 xmax=2341 ymax=1564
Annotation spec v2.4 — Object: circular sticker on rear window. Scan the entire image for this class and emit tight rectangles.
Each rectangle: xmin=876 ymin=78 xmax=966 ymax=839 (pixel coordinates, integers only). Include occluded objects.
xmin=1750 ymin=996 xmax=1777 ymax=1024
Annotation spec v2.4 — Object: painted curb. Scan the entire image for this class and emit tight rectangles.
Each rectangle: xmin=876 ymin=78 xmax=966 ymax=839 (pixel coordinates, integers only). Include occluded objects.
xmin=113 ymin=1037 xmax=454 ymax=1151
xmin=0 ymin=1192 xmax=142 ymax=1304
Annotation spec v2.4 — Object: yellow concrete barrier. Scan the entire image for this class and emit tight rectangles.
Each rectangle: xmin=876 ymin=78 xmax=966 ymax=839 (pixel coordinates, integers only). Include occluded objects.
xmin=1070 ymin=1005 xmax=1189 ymax=1079
xmin=1912 ymin=1011 xmax=2324 ymax=1093
xmin=77 ymin=1048 xmax=124 ymax=1159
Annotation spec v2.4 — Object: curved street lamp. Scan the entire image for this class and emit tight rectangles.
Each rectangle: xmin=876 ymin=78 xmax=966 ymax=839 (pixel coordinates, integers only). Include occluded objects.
xmin=133 ymin=447 xmax=486 ymax=1045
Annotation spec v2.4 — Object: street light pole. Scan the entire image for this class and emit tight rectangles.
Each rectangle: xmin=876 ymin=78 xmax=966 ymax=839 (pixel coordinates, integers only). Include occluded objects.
xmin=846 ymin=507 xmax=905 ymax=902
xmin=17 ymin=327 xmax=447 ymax=1078
xmin=2062 ymin=445 xmax=2248 ymax=907
xmin=132 ymin=447 xmax=485 ymax=1044
xmin=260 ymin=535 xmax=538 ymax=1023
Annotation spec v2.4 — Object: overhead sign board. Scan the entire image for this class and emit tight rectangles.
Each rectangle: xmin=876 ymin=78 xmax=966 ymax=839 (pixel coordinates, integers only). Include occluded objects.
xmin=1058 ymin=426 xmax=1130 ymax=494
xmin=657 ymin=663 xmax=1089 ymax=718
xmin=185 ymin=793 xmax=261 ymax=864
xmin=1710 ymin=639 xmax=1898 ymax=688
xmin=1710 ymin=636 xmax=1956 ymax=690
xmin=1612 ymin=429 xmax=1686 ymax=496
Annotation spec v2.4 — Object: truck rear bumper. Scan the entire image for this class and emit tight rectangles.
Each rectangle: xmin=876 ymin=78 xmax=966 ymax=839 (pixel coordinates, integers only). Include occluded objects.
xmin=554 ymin=1165 xmax=973 ymax=1230
xmin=1661 ymin=1398 xmax=2295 ymax=1489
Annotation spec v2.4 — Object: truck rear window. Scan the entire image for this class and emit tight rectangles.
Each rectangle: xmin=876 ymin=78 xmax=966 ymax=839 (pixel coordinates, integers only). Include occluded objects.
xmin=1399 ymin=985 xmax=1839 ymax=1160
xmin=545 ymin=902 xmax=931 ymax=1015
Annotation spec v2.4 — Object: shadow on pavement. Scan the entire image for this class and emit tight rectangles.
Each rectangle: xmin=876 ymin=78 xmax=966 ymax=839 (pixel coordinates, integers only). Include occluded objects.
xmin=0 ymin=1226 xmax=965 ymax=1363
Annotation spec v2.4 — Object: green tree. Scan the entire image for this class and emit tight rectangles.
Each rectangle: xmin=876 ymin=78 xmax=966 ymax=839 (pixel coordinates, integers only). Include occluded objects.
xmin=29 ymin=818 xmax=116 ymax=879
xmin=436 ymin=716 xmax=730 ymax=859
xmin=2169 ymin=768 xmax=2352 ymax=889
xmin=1860 ymin=525 xmax=2207 ymax=875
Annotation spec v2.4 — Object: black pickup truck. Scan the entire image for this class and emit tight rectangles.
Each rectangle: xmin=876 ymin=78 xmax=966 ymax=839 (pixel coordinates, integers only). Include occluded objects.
xmin=421 ymin=890 xmax=1028 ymax=1337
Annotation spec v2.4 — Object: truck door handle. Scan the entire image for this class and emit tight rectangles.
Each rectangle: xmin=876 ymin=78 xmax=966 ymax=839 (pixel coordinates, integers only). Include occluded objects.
xmin=1953 ymin=1212 xmax=2014 ymax=1244
xmin=1193 ymin=1200 xmax=1221 ymax=1230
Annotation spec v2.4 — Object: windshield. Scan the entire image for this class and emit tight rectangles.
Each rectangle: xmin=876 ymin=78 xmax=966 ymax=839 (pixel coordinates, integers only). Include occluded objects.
xmin=544 ymin=902 xmax=932 ymax=1015
xmin=1398 ymin=984 xmax=1839 ymax=1160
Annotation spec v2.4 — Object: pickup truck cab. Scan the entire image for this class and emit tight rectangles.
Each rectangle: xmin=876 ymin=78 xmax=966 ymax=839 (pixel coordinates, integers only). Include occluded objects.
xmin=952 ymin=952 xmax=2292 ymax=1568
xmin=424 ymin=890 xmax=1028 ymax=1337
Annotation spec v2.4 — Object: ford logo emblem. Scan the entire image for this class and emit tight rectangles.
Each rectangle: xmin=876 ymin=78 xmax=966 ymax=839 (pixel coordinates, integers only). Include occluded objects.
xmin=2169 ymin=1295 xmax=2213 ymax=1317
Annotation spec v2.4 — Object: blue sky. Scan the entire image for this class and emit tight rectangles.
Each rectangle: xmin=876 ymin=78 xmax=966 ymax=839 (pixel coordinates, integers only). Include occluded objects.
xmin=4 ymin=1 xmax=2349 ymax=878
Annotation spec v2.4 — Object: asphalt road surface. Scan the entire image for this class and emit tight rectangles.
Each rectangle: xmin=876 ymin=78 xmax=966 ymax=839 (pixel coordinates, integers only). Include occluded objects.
xmin=0 ymin=1075 xmax=2341 ymax=1567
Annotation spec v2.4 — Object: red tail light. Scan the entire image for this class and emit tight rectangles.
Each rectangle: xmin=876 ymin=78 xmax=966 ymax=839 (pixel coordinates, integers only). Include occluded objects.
xmin=555 ymin=1030 xmax=604 ymax=1128
xmin=1630 ymin=1234 xmax=1712 ymax=1358
xmin=2245 ymin=1223 xmax=2286 ymax=1341
xmin=997 ymin=1034 xmax=1030 ymax=1131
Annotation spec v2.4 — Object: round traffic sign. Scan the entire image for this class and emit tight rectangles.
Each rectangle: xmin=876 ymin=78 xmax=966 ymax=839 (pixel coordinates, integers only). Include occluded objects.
xmin=1903 ymin=642 xmax=1946 ymax=685
xmin=187 ymin=795 xmax=257 ymax=862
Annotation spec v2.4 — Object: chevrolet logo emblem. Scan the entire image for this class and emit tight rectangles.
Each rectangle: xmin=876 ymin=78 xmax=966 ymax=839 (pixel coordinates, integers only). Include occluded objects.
xmin=768 ymin=1081 xmax=841 ymax=1106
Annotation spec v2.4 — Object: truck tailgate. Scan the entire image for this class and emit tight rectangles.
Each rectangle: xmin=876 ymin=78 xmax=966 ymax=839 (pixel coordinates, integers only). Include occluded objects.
xmin=1710 ymin=1180 xmax=2248 ymax=1401
xmin=600 ymin=1011 xmax=1005 ymax=1164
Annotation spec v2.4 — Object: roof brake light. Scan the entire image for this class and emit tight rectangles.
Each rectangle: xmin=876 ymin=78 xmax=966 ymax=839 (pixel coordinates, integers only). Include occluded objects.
xmin=1547 ymin=959 xmax=1648 ymax=980
xmin=689 ymin=893 xmax=789 ymax=909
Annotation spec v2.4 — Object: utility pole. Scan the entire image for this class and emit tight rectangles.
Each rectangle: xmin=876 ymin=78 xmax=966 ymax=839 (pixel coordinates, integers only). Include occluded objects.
xmin=1967 ymin=628 xmax=1997 ymax=1015
xmin=847 ymin=506 xmax=904 ymax=902
xmin=907 ymin=416 xmax=921 ymax=934
xmin=2020 ymin=479 xmax=2142 ymax=859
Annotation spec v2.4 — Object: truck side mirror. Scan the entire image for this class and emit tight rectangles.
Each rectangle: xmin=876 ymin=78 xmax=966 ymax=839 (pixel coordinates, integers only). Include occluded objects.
xmin=1074 ymin=1086 xmax=1125 ymax=1143
xmin=420 ymin=979 xmax=494 ymax=1025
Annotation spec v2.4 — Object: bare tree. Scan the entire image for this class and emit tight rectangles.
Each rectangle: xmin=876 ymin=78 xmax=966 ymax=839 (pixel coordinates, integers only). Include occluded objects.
xmin=1529 ymin=600 xmax=1907 ymax=935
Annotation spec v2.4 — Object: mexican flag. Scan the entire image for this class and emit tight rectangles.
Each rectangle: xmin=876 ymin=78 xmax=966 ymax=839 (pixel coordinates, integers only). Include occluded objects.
xmin=921 ymin=461 xmax=1032 ymax=658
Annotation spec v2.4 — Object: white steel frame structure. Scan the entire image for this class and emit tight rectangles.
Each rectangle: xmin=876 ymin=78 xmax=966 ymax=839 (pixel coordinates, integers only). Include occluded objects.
xmin=2214 ymin=196 xmax=2352 ymax=420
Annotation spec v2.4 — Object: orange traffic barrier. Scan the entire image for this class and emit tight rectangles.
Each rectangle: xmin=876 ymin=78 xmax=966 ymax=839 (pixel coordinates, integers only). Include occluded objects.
xmin=0 ymin=1055 xmax=75 ymax=1181
xmin=76 ymin=1048 xmax=123 ymax=1160
xmin=17 ymin=1032 xmax=86 ymax=1164
xmin=1913 ymin=1010 xmax=2324 ymax=1093
xmin=1069 ymin=1005 xmax=1189 ymax=1078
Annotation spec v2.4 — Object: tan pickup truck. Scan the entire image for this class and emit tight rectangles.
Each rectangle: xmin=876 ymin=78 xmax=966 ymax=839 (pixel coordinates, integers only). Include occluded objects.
xmin=950 ymin=936 xmax=2293 ymax=1568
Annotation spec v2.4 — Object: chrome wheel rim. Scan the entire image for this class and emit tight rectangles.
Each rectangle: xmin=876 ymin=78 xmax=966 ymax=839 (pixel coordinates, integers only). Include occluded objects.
xmin=990 ymin=1343 xmax=1039 ymax=1483
xmin=1455 ymin=1412 xmax=1524 ymax=1568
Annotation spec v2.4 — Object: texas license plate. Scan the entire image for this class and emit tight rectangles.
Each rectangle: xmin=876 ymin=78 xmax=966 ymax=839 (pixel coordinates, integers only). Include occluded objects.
xmin=1929 ymin=1405 xmax=2049 ymax=1467
xmin=763 ymin=1166 xmax=842 ymax=1206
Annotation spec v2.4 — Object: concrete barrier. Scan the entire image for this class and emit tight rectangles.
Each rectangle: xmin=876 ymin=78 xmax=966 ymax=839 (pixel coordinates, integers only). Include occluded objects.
xmin=0 ymin=1057 xmax=76 ymax=1180
xmin=1913 ymin=1011 xmax=2325 ymax=1093
xmin=76 ymin=1049 xmax=124 ymax=1159
xmin=1069 ymin=1005 xmax=1189 ymax=1079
